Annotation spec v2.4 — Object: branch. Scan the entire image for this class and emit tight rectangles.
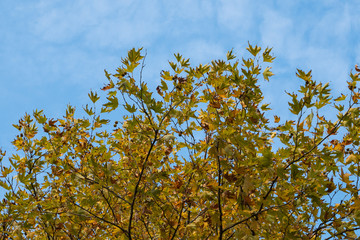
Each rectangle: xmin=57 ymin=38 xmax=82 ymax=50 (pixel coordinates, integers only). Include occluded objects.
xmin=258 ymin=101 xmax=356 ymax=213
xmin=285 ymin=100 xmax=356 ymax=169
xmin=223 ymin=201 xmax=292 ymax=233
xmin=70 ymin=200 xmax=129 ymax=237
xmin=216 ymin=146 xmax=223 ymax=240
xmin=324 ymin=227 xmax=360 ymax=240
xmin=128 ymin=131 xmax=158 ymax=239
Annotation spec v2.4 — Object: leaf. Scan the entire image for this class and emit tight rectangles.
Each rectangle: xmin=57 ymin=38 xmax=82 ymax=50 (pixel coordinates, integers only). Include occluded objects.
xmin=247 ymin=42 xmax=261 ymax=57
xmin=226 ymin=49 xmax=236 ymax=61
xmin=103 ymin=95 xmax=119 ymax=111
xmin=291 ymin=164 xmax=300 ymax=180
xmin=0 ymin=165 xmax=12 ymax=179
xmin=161 ymin=70 xmax=173 ymax=81
xmin=210 ymin=101 xmax=221 ymax=109
xmin=262 ymin=47 xmax=275 ymax=63
xmin=163 ymin=134 xmax=175 ymax=142
xmin=261 ymin=104 xmax=271 ymax=111
xmin=48 ymin=119 xmax=57 ymax=127
xmin=355 ymin=64 xmax=360 ymax=72
xmin=334 ymin=93 xmax=346 ymax=102
xmin=341 ymin=172 xmax=352 ymax=184
xmin=124 ymin=103 xmax=136 ymax=113
xmin=305 ymin=111 xmax=314 ymax=129
xmin=296 ymin=69 xmax=312 ymax=82
xmin=263 ymin=67 xmax=274 ymax=81
xmin=128 ymin=47 xmax=144 ymax=63
xmin=101 ymin=83 xmax=113 ymax=91
xmin=88 ymin=91 xmax=100 ymax=103
xmin=346 ymin=154 xmax=357 ymax=164
xmin=83 ymin=104 xmax=94 ymax=116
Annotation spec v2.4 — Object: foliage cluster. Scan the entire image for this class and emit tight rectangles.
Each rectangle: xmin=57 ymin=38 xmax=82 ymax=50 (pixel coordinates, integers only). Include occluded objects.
xmin=1 ymin=45 xmax=360 ymax=239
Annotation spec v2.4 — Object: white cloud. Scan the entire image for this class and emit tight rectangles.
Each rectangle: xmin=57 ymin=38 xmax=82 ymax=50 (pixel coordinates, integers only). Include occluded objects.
xmin=254 ymin=2 xmax=358 ymax=94
xmin=217 ymin=0 xmax=258 ymax=34
xmin=259 ymin=9 xmax=293 ymax=52
xmin=180 ymin=39 xmax=225 ymax=65
xmin=160 ymin=0 xmax=215 ymax=21
xmin=31 ymin=0 xmax=218 ymax=49
xmin=5 ymin=0 xmax=360 ymax=99
xmin=32 ymin=0 xmax=161 ymax=47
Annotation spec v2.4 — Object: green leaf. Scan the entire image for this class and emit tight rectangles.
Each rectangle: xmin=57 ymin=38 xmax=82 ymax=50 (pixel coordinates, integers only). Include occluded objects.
xmin=128 ymin=47 xmax=144 ymax=63
xmin=33 ymin=109 xmax=47 ymax=124
xmin=261 ymin=104 xmax=271 ymax=111
xmin=291 ymin=164 xmax=300 ymax=180
xmin=163 ymin=134 xmax=175 ymax=142
xmin=247 ymin=42 xmax=261 ymax=57
xmin=125 ymin=103 xmax=136 ymax=113
xmin=0 ymin=180 xmax=11 ymax=190
xmin=150 ymin=101 xmax=164 ymax=113
xmin=263 ymin=47 xmax=275 ymax=63
xmin=160 ymin=79 xmax=168 ymax=91
xmin=243 ymin=58 xmax=254 ymax=69
xmin=263 ymin=67 xmax=274 ymax=81
xmin=169 ymin=61 xmax=178 ymax=72
xmin=103 ymin=95 xmax=118 ymax=111
xmin=161 ymin=70 xmax=173 ymax=81
xmin=83 ymin=104 xmax=94 ymax=116
xmin=1 ymin=166 xmax=12 ymax=178
xmin=260 ymin=148 xmax=273 ymax=167
xmin=226 ymin=49 xmax=236 ymax=61
xmin=334 ymin=93 xmax=346 ymax=102
xmin=104 ymin=69 xmax=111 ymax=80
xmin=305 ymin=111 xmax=314 ymax=129
xmin=88 ymin=91 xmax=100 ymax=103
xmin=296 ymin=69 xmax=312 ymax=82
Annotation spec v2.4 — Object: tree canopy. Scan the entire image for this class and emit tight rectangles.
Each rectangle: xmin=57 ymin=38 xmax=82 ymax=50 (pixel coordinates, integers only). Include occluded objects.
xmin=1 ymin=45 xmax=360 ymax=239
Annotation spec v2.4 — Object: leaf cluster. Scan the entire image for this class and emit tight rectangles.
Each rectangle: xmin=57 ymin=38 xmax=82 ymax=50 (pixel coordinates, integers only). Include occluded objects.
xmin=1 ymin=45 xmax=360 ymax=239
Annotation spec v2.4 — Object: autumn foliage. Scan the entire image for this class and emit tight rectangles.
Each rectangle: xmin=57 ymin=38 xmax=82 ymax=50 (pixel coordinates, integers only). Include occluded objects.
xmin=1 ymin=45 xmax=360 ymax=239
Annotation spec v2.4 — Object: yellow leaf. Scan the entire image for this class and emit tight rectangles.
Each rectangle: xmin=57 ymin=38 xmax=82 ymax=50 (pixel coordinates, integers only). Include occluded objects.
xmin=334 ymin=143 xmax=344 ymax=151
xmin=341 ymin=173 xmax=352 ymax=184
xmin=346 ymin=154 xmax=357 ymax=164
xmin=274 ymin=115 xmax=280 ymax=123
xmin=350 ymin=198 xmax=360 ymax=210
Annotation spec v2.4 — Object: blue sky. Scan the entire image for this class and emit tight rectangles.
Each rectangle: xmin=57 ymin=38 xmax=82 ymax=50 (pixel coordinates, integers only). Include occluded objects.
xmin=0 ymin=0 xmax=359 ymax=153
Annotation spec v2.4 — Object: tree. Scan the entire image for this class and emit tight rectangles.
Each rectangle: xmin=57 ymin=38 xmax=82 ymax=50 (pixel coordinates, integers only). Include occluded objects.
xmin=1 ymin=45 xmax=360 ymax=239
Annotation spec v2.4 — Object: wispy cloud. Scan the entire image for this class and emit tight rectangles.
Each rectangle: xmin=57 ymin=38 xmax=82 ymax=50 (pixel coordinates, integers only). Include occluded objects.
xmin=33 ymin=1 xmax=159 ymax=47
xmin=256 ymin=1 xmax=359 ymax=93
xmin=1 ymin=0 xmax=360 ymax=152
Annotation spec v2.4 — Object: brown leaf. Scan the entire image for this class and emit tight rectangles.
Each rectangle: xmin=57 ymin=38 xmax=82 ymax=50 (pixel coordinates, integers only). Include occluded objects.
xmin=174 ymin=179 xmax=183 ymax=189
xmin=224 ymin=190 xmax=236 ymax=200
xmin=355 ymin=64 xmax=360 ymax=72
xmin=210 ymin=203 xmax=219 ymax=209
xmin=101 ymin=84 xmax=112 ymax=91
xmin=224 ymin=173 xmax=238 ymax=183
xmin=156 ymin=86 xmax=163 ymax=96
xmin=326 ymin=182 xmax=336 ymax=193
xmin=48 ymin=119 xmax=57 ymax=127
xmin=178 ymin=77 xmax=187 ymax=84
xmin=200 ymin=121 xmax=209 ymax=131
xmin=244 ymin=195 xmax=255 ymax=206
xmin=274 ymin=115 xmax=280 ymax=123
xmin=249 ymin=116 xmax=258 ymax=124
xmin=165 ymin=146 xmax=173 ymax=156
xmin=327 ymin=127 xmax=337 ymax=135
xmin=210 ymin=101 xmax=221 ymax=109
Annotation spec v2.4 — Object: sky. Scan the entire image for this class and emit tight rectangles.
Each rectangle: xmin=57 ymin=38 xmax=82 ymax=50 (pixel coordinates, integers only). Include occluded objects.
xmin=0 ymin=2 xmax=360 ymax=235
xmin=0 ymin=1 xmax=359 ymax=157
